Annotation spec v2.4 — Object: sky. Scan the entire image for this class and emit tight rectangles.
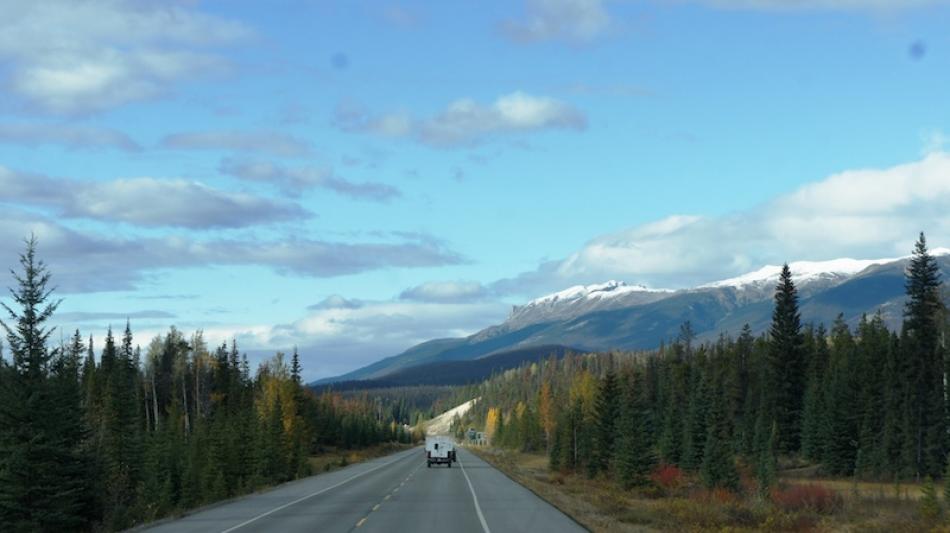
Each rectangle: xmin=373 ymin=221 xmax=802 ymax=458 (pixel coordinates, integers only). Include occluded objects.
xmin=1 ymin=0 xmax=949 ymax=381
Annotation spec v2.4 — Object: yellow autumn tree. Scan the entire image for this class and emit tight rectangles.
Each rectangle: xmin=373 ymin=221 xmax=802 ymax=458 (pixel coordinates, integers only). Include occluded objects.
xmin=485 ymin=407 xmax=501 ymax=443
xmin=256 ymin=352 xmax=299 ymax=434
xmin=538 ymin=381 xmax=555 ymax=449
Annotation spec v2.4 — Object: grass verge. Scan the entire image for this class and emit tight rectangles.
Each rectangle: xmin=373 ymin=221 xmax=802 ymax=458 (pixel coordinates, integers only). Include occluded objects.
xmin=471 ymin=447 xmax=950 ymax=532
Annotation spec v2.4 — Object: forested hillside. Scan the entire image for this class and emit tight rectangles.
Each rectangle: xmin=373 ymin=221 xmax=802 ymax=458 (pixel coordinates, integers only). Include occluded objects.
xmin=456 ymin=233 xmax=950 ymax=493
xmin=0 ymin=238 xmax=422 ymax=531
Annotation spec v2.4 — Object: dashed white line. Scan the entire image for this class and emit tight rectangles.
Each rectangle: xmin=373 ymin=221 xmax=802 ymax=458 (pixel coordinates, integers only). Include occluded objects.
xmin=219 ymin=449 xmax=416 ymax=533
xmin=459 ymin=453 xmax=491 ymax=533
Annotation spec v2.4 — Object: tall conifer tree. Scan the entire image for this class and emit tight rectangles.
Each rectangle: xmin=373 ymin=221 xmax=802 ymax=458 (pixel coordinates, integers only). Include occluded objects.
xmin=902 ymin=233 xmax=946 ymax=479
xmin=0 ymin=237 xmax=88 ymax=530
xmin=768 ymin=264 xmax=806 ymax=454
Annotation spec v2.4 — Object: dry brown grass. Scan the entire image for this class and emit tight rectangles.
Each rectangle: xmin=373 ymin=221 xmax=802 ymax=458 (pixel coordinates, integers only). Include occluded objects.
xmin=471 ymin=447 xmax=950 ymax=533
xmin=307 ymin=442 xmax=412 ymax=475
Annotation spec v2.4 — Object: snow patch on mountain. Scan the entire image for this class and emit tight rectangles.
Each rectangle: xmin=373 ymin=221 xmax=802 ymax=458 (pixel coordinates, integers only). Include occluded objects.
xmin=703 ymin=248 xmax=950 ymax=289
xmin=525 ymin=280 xmax=672 ymax=307
xmin=702 ymin=258 xmax=891 ymax=289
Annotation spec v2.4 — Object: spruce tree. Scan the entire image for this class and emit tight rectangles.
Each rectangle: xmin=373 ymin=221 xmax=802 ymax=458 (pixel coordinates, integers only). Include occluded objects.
xmin=768 ymin=264 xmax=806 ymax=454
xmin=902 ymin=233 xmax=946 ymax=479
xmin=682 ymin=350 xmax=709 ymax=471
xmin=0 ymin=236 xmax=88 ymax=530
xmin=757 ymin=421 xmax=779 ymax=495
xmin=589 ymin=368 xmax=618 ymax=477
xmin=822 ymin=316 xmax=859 ymax=476
xmin=801 ymin=323 xmax=829 ymax=461
xmin=701 ymin=362 xmax=739 ymax=490
xmin=614 ymin=370 xmax=654 ymax=489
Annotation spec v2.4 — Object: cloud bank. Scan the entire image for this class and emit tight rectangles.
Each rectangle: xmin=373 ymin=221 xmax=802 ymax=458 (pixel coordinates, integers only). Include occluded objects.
xmin=336 ymin=92 xmax=586 ymax=147
xmin=0 ymin=210 xmax=464 ymax=292
xmin=0 ymin=0 xmax=249 ymax=114
xmin=0 ymin=167 xmax=309 ymax=229
xmin=219 ymin=158 xmax=401 ymax=202
xmin=0 ymin=123 xmax=141 ymax=151
xmin=160 ymin=130 xmax=313 ymax=157
xmin=495 ymin=151 xmax=950 ymax=295
xmin=503 ymin=0 xmax=611 ymax=43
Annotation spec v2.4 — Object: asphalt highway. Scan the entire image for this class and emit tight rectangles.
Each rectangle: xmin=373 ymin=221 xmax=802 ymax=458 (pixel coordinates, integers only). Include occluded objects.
xmin=142 ymin=446 xmax=586 ymax=533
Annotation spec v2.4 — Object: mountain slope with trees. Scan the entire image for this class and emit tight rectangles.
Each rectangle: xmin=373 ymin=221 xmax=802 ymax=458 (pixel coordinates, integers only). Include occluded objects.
xmin=456 ymin=233 xmax=950 ymax=491
xmin=321 ymin=251 xmax=950 ymax=385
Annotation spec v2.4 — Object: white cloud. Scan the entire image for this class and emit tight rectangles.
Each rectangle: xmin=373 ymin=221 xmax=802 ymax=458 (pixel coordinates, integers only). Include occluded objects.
xmin=0 ymin=122 xmax=140 ymax=151
xmin=161 ymin=130 xmax=313 ymax=157
xmin=308 ymin=295 xmax=364 ymax=311
xmin=336 ymin=92 xmax=586 ymax=147
xmin=0 ymin=167 xmax=309 ymax=228
xmin=504 ymin=0 xmax=611 ymax=43
xmin=497 ymin=152 xmax=950 ymax=294
xmin=219 ymin=158 xmax=401 ymax=201
xmin=226 ymin=299 xmax=509 ymax=378
xmin=0 ymin=210 xmax=466 ymax=293
xmin=0 ymin=0 xmax=249 ymax=114
xmin=400 ymin=280 xmax=489 ymax=303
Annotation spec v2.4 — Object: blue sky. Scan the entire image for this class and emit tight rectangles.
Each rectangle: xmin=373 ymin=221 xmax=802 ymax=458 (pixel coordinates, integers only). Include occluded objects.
xmin=1 ymin=0 xmax=949 ymax=380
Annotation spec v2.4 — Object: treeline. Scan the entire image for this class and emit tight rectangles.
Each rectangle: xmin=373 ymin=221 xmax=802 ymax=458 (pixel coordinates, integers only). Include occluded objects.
xmin=0 ymin=239 xmax=418 ymax=532
xmin=458 ymin=233 xmax=949 ymax=493
xmin=336 ymin=385 xmax=466 ymax=426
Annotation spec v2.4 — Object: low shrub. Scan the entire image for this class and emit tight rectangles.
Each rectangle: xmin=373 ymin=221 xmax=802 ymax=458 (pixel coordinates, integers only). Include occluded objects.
xmin=771 ymin=484 xmax=842 ymax=514
xmin=651 ymin=463 xmax=686 ymax=491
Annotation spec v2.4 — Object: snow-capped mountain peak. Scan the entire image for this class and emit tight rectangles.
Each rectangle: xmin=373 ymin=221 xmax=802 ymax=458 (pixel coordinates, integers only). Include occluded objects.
xmin=494 ymin=248 xmax=950 ymax=335
xmin=704 ymin=248 xmax=950 ymax=290
xmin=525 ymin=280 xmax=669 ymax=307
xmin=702 ymin=258 xmax=890 ymax=289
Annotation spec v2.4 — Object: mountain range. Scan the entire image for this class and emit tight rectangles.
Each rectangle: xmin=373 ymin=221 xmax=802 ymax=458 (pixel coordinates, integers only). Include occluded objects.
xmin=314 ymin=249 xmax=950 ymax=386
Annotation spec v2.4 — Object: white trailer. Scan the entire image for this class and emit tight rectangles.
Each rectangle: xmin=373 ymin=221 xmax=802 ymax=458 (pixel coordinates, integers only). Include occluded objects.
xmin=425 ymin=436 xmax=456 ymax=468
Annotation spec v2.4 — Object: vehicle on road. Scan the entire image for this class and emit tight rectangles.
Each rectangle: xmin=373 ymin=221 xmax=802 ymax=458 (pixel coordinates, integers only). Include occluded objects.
xmin=425 ymin=436 xmax=456 ymax=467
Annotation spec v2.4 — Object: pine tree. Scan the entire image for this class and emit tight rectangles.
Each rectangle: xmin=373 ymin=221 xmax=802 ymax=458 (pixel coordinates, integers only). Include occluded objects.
xmin=291 ymin=346 xmax=302 ymax=385
xmin=659 ymin=358 xmax=687 ymax=464
xmin=682 ymin=350 xmax=709 ymax=471
xmin=0 ymin=236 xmax=89 ymax=530
xmin=822 ymin=316 xmax=859 ymax=476
xmin=768 ymin=264 xmax=806 ymax=454
xmin=801 ymin=323 xmax=828 ymax=461
xmin=589 ymin=368 xmax=618 ymax=477
xmin=757 ymin=421 xmax=779 ymax=494
xmin=701 ymin=363 xmax=739 ymax=490
xmin=614 ymin=370 xmax=654 ymax=489
xmin=100 ymin=323 xmax=144 ymax=528
xmin=902 ymin=233 xmax=946 ymax=479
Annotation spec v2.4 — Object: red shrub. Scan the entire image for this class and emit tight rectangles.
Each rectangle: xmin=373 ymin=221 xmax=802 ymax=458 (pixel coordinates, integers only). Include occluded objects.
xmin=771 ymin=484 xmax=842 ymax=514
xmin=651 ymin=463 xmax=685 ymax=490
xmin=711 ymin=487 xmax=738 ymax=504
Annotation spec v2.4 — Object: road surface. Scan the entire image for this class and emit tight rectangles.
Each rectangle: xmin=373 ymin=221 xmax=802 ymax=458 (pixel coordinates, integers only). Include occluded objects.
xmin=142 ymin=446 xmax=585 ymax=533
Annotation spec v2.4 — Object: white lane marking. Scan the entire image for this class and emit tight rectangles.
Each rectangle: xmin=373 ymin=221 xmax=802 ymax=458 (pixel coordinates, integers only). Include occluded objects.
xmin=356 ymin=517 xmax=367 ymax=527
xmin=459 ymin=453 xmax=491 ymax=533
xmin=220 ymin=450 xmax=417 ymax=533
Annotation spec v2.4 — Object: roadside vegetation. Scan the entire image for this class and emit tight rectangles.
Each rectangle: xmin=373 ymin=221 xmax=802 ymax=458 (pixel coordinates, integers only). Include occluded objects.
xmin=455 ymin=232 xmax=950 ymax=531
xmin=0 ymin=237 xmax=425 ymax=531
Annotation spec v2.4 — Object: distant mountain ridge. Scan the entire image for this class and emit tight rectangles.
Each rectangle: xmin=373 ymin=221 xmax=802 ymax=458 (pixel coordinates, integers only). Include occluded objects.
xmin=314 ymin=249 xmax=950 ymax=386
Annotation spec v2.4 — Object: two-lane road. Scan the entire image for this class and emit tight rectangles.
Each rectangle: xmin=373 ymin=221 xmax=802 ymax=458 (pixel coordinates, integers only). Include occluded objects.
xmin=143 ymin=447 xmax=585 ymax=532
